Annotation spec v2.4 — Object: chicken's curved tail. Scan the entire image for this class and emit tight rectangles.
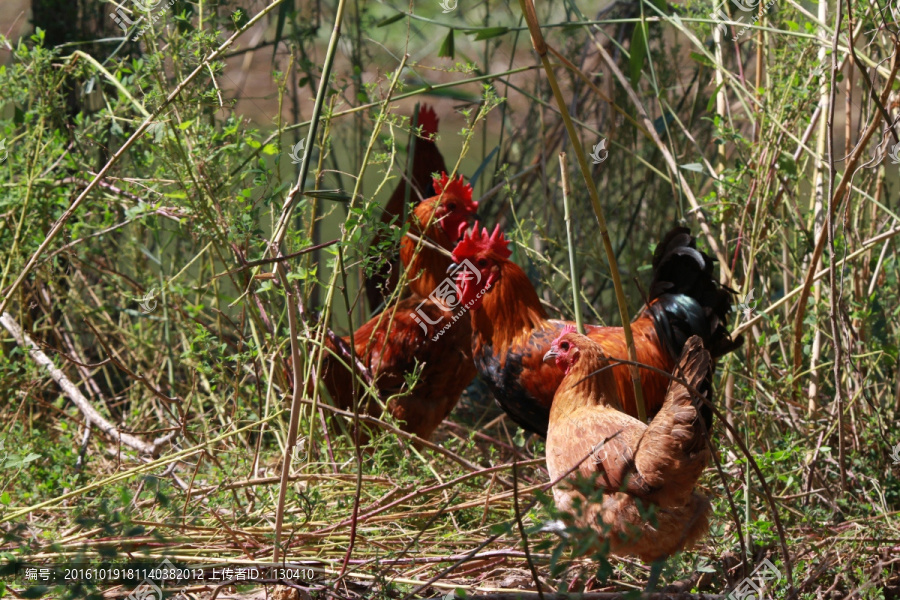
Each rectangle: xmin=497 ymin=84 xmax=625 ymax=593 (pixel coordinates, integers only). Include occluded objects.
xmin=646 ymin=227 xmax=744 ymax=363
xmin=637 ymin=336 xmax=714 ymax=499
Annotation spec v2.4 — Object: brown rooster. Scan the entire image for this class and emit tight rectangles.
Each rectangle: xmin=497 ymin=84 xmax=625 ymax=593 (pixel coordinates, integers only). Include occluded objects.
xmin=543 ymin=326 xmax=712 ymax=564
xmin=365 ymin=104 xmax=448 ymax=310
xmin=320 ymin=173 xmax=477 ymax=439
xmin=450 ymin=225 xmax=742 ymax=437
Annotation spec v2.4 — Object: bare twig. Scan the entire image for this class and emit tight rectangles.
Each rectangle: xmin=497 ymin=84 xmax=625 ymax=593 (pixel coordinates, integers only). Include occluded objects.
xmin=272 ymin=257 xmax=306 ymax=563
xmin=512 ymin=460 xmax=545 ymax=600
xmin=0 ymin=312 xmax=175 ymax=456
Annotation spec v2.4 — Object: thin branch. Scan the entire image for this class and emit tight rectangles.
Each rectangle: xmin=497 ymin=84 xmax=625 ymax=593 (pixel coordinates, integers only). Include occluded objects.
xmin=0 ymin=312 xmax=175 ymax=456
xmin=559 ymin=152 xmax=583 ymax=335
xmin=212 ymin=239 xmax=338 ymax=280
xmin=512 ymin=460 xmax=545 ymax=600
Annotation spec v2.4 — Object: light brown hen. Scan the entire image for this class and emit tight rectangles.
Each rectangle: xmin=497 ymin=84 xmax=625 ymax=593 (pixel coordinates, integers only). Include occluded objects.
xmin=543 ymin=326 xmax=712 ymax=563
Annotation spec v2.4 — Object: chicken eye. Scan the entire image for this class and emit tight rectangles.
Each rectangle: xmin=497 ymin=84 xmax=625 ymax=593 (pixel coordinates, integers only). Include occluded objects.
xmin=447 ymin=203 xmax=457 ymax=211
xmin=560 ymin=342 xmax=570 ymax=351
xmin=477 ymin=258 xmax=489 ymax=268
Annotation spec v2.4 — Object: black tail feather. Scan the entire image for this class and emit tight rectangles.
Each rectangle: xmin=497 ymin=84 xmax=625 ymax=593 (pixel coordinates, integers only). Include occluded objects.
xmin=648 ymin=227 xmax=744 ymax=362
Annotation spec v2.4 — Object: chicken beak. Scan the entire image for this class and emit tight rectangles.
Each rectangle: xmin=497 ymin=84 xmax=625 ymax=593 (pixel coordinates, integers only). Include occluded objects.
xmin=543 ymin=349 xmax=558 ymax=364
xmin=446 ymin=262 xmax=458 ymax=275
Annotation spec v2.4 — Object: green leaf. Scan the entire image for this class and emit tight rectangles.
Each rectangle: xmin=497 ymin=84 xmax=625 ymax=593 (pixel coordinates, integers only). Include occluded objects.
xmin=272 ymin=0 xmax=293 ymax=62
xmin=489 ymin=522 xmax=511 ymax=535
xmin=777 ymin=153 xmax=798 ymax=176
xmin=304 ymin=189 xmax=351 ymax=202
xmin=0 ymin=558 xmax=18 ymax=576
xmin=629 ymin=21 xmax=648 ymax=86
xmin=470 ymin=145 xmax=499 ymax=187
xmin=707 ymin=81 xmax=725 ymax=112
xmin=439 ymin=28 xmax=455 ymax=59
xmin=174 ymin=2 xmax=195 ymax=33
xmin=0 ymin=492 xmax=9 ymax=505
xmin=680 ymin=162 xmax=705 ymax=173
xmin=230 ymin=8 xmax=250 ymax=30
xmin=466 ymin=26 xmax=509 ymax=40
xmin=377 ymin=13 xmax=406 ymax=27
xmin=690 ymin=51 xmax=715 ymax=68
xmin=262 ymin=143 xmax=278 ymax=155
xmin=177 ymin=119 xmax=193 ymax=130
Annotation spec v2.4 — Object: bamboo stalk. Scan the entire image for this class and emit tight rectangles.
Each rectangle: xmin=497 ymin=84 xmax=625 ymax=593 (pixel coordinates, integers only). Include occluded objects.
xmin=517 ymin=0 xmax=646 ymax=421
xmin=711 ymin=11 xmax=736 ymax=443
xmin=558 ymin=152 xmax=584 ymax=334
xmin=270 ymin=0 xmax=346 ymax=251
xmin=805 ymin=0 xmax=829 ymax=413
xmin=825 ymin=0 xmax=848 ymax=493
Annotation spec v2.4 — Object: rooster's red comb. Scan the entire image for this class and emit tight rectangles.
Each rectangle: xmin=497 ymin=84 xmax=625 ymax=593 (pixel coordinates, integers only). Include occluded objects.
xmin=417 ymin=104 xmax=439 ymax=139
xmin=432 ymin=172 xmax=478 ymax=212
xmin=452 ymin=224 xmax=512 ymax=262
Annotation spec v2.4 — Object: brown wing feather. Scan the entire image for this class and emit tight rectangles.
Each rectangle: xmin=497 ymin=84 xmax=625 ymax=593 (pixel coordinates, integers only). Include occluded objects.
xmin=546 ymin=405 xmax=650 ymax=499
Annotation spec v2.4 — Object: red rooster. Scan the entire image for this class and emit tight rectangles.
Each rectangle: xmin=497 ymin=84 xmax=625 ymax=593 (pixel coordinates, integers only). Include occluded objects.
xmin=365 ymin=105 xmax=448 ymax=310
xmin=543 ymin=326 xmax=712 ymax=563
xmin=450 ymin=225 xmax=742 ymax=437
xmin=320 ymin=173 xmax=477 ymax=439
